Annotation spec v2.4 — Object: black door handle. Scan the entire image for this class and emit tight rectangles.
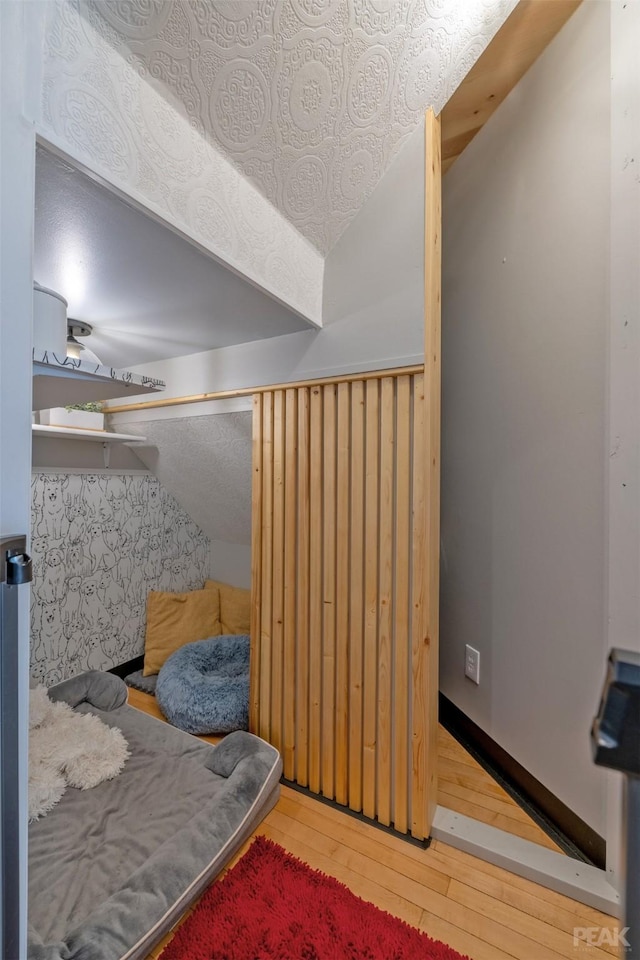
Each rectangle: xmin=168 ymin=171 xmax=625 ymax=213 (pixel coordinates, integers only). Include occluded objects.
xmin=6 ymin=553 xmax=32 ymax=586
xmin=1 ymin=536 xmax=32 ymax=585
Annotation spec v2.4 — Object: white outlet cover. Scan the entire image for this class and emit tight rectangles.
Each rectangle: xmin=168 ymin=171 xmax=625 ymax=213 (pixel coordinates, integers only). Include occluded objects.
xmin=465 ymin=645 xmax=480 ymax=684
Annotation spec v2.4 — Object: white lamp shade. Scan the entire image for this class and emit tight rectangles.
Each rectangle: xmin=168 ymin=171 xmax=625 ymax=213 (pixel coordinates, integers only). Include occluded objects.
xmin=33 ymin=283 xmax=68 ymax=356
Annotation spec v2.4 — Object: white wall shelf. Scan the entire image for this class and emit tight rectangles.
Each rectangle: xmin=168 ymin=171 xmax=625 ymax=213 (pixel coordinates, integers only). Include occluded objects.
xmin=32 ymin=424 xmax=146 ymax=443
xmin=32 ymin=424 xmax=147 ymax=468
xmin=32 ymin=349 xmax=165 ymax=410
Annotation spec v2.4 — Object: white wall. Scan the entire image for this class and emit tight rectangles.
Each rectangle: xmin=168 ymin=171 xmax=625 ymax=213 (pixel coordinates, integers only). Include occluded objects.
xmin=440 ymin=1 xmax=610 ymax=835
xmin=114 ymin=117 xmax=426 ymax=404
xmin=604 ymin=0 xmax=640 ymax=885
xmin=209 ymin=542 xmax=251 ymax=590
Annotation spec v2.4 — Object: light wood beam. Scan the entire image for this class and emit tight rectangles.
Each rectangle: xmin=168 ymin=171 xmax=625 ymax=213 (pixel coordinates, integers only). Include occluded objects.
xmin=422 ymin=107 xmax=441 ymax=835
xmin=441 ymin=0 xmax=582 ymax=173
xmin=103 ymin=365 xmax=424 ymax=415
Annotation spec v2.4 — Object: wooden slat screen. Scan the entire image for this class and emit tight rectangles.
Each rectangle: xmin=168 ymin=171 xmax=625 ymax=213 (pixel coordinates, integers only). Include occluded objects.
xmin=250 ymin=370 xmax=434 ymax=839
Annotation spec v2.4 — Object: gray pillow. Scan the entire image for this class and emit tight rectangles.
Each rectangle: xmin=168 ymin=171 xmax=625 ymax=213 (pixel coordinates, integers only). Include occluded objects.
xmin=48 ymin=670 xmax=127 ymax=712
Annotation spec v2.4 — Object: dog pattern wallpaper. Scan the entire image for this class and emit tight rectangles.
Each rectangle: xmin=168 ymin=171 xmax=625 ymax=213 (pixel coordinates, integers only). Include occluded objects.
xmin=30 ymin=472 xmax=210 ymax=685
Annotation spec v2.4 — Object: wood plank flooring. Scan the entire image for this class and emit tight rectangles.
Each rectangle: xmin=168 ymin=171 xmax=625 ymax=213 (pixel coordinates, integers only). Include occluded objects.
xmin=126 ymin=690 xmax=617 ymax=960
xmin=437 ymin=725 xmax=564 ymax=853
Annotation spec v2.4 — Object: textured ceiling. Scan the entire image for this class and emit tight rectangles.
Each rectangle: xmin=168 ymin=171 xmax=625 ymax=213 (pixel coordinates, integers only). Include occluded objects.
xmin=83 ymin=0 xmax=516 ymax=255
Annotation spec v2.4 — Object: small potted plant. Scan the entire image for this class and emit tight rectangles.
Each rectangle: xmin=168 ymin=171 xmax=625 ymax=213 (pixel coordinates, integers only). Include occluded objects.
xmin=38 ymin=401 xmax=104 ymax=431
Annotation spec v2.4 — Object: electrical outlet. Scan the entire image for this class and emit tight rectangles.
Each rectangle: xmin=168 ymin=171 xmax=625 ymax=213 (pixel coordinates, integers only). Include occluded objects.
xmin=465 ymin=645 xmax=480 ymax=684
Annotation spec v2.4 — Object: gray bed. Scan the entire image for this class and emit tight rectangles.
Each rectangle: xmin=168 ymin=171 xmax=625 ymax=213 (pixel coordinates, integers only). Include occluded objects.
xmin=28 ymin=671 xmax=281 ymax=960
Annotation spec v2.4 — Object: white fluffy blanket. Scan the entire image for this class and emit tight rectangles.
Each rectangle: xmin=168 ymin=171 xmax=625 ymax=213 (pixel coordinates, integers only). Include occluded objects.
xmin=29 ymin=685 xmax=130 ymax=821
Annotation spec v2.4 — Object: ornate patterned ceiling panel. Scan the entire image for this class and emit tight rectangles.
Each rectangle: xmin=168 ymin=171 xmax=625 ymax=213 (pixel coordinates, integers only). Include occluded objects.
xmin=82 ymin=0 xmax=517 ymax=255
xmin=40 ymin=0 xmax=325 ymax=324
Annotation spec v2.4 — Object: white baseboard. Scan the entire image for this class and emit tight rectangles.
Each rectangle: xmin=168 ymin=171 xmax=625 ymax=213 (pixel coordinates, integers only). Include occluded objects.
xmin=432 ymin=806 xmax=621 ymax=918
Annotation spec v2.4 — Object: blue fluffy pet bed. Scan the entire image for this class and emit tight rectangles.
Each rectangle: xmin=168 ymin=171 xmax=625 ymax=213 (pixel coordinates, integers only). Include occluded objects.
xmin=156 ymin=635 xmax=250 ymax=735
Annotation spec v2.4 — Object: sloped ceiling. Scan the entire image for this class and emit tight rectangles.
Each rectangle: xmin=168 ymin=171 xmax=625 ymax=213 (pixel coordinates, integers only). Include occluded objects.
xmin=82 ymin=0 xmax=517 ymax=256
xmin=41 ymin=1 xmax=325 ymax=324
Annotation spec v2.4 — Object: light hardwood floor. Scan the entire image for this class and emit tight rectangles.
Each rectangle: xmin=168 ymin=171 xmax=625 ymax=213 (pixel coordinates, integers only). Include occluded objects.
xmin=437 ymin=725 xmax=564 ymax=854
xmin=127 ymin=688 xmax=562 ymax=853
xmin=126 ymin=690 xmax=617 ymax=960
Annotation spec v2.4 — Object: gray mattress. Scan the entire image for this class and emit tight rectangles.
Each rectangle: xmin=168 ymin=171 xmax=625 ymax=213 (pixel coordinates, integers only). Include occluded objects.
xmin=28 ymin=671 xmax=281 ymax=960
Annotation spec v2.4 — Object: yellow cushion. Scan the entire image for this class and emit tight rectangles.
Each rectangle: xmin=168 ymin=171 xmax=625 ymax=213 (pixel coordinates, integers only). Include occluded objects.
xmin=143 ymin=589 xmax=221 ymax=676
xmin=205 ymin=580 xmax=251 ymax=635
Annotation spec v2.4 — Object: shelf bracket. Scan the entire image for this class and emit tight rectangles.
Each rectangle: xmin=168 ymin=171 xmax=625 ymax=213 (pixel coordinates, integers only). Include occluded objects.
xmin=102 ymin=442 xmax=111 ymax=469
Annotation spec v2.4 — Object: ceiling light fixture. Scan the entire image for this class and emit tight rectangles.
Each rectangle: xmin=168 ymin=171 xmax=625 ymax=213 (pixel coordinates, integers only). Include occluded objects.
xmin=66 ymin=319 xmax=102 ymax=365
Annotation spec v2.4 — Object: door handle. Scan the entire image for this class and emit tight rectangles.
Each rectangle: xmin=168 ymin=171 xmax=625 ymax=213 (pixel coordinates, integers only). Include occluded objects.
xmin=0 ymin=535 xmax=32 ymax=585
xmin=6 ymin=552 xmax=32 ymax=586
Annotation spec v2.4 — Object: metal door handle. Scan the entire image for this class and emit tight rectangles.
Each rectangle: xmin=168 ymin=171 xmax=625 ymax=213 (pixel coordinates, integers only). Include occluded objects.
xmin=6 ymin=553 xmax=32 ymax=586
xmin=0 ymin=535 xmax=32 ymax=585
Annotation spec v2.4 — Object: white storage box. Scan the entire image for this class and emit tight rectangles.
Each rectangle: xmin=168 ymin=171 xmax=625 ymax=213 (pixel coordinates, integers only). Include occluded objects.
xmin=39 ymin=408 xmax=104 ymax=431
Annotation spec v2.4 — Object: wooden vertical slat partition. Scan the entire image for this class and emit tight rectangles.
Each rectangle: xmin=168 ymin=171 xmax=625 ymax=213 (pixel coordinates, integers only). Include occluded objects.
xmin=251 ymin=370 xmax=433 ymax=838
xmin=348 ymin=380 xmax=365 ymax=815
xmin=334 ymin=382 xmax=351 ymax=806
xmin=362 ymin=378 xmax=379 ymax=821
xmin=249 ymin=394 xmax=263 ymax=736
xmin=258 ymin=391 xmax=273 ymax=744
xmin=308 ymin=387 xmax=323 ymax=795
xmin=410 ymin=374 xmax=427 ymax=838
xmin=393 ymin=376 xmax=411 ymax=834
xmin=321 ymin=384 xmax=337 ymax=800
xmin=295 ymin=389 xmax=310 ymax=787
xmin=271 ymin=391 xmax=285 ymax=755
xmin=377 ymin=377 xmax=394 ymax=827
xmin=250 ymin=108 xmax=441 ymax=840
xmin=283 ymin=389 xmax=298 ymax=781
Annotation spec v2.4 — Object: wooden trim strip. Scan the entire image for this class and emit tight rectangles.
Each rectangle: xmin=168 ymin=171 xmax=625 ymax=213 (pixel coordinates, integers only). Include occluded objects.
xmin=392 ymin=375 xmax=411 ymax=833
xmin=334 ymin=381 xmax=351 ymax=806
xmin=103 ymin=365 xmax=425 ymax=415
xmin=270 ymin=390 xmax=285 ymax=753
xmin=321 ymin=383 xmax=337 ymax=800
xmin=308 ymin=385 xmax=324 ymax=795
xmin=282 ymin=388 xmax=298 ymax=780
xmin=258 ymin=391 xmax=274 ymax=742
xmin=377 ymin=376 xmax=395 ymax=827
xmin=410 ymin=373 xmax=427 ymax=840
xmin=295 ymin=388 xmax=311 ymax=786
xmin=362 ymin=378 xmax=379 ymax=821
xmin=249 ymin=393 xmax=263 ymax=734
xmin=348 ymin=380 xmax=365 ymax=813
xmin=424 ymin=107 xmax=442 ymax=833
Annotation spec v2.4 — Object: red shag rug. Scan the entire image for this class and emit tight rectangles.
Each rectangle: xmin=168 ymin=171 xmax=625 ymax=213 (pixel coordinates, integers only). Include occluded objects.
xmin=160 ymin=835 xmax=469 ymax=960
